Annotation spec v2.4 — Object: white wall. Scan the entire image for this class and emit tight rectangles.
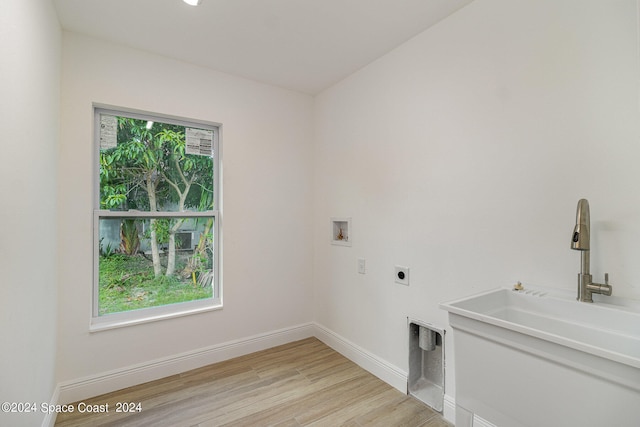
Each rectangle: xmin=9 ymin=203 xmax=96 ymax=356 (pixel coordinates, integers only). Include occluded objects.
xmin=6 ymin=0 xmax=639 ymax=420
xmin=0 ymin=0 xmax=60 ymax=426
xmin=313 ymin=0 xmax=640 ymax=399
xmin=57 ymin=33 xmax=314 ymax=393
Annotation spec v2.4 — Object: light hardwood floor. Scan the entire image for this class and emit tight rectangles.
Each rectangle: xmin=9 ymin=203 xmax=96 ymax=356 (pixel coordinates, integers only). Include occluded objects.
xmin=55 ymin=337 xmax=452 ymax=427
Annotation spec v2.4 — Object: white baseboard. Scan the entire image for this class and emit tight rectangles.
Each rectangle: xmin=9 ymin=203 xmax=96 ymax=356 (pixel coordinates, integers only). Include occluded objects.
xmin=443 ymin=393 xmax=456 ymax=424
xmin=314 ymin=323 xmax=456 ymax=425
xmin=313 ymin=323 xmax=408 ymax=393
xmin=56 ymin=322 xmax=314 ymax=406
xmin=50 ymin=322 xmax=460 ymax=427
xmin=473 ymin=415 xmax=498 ymax=427
xmin=41 ymin=385 xmax=60 ymax=427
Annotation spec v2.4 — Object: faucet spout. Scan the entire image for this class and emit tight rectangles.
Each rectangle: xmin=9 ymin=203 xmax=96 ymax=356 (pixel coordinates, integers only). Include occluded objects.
xmin=570 ymin=199 xmax=612 ymax=302
xmin=571 ymin=199 xmax=590 ymax=251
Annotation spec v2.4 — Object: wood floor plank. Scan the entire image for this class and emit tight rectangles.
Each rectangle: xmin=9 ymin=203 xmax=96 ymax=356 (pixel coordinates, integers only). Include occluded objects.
xmin=294 ymin=375 xmax=390 ymax=425
xmin=213 ymin=372 xmax=376 ymax=426
xmin=55 ymin=337 xmax=453 ymax=427
xmin=304 ymin=388 xmax=402 ymax=427
xmin=353 ymin=395 xmax=438 ymax=427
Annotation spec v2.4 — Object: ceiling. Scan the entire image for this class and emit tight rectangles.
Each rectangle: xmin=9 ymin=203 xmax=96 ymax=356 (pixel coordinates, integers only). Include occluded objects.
xmin=53 ymin=0 xmax=474 ymax=94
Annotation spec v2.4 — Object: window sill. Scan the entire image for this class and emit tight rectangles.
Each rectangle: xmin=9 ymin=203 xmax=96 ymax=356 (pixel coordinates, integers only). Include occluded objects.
xmin=90 ymin=301 xmax=222 ymax=333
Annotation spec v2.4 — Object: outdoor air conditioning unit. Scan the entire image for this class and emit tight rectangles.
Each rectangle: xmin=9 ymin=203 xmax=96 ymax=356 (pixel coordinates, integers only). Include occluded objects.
xmin=175 ymin=231 xmax=196 ymax=250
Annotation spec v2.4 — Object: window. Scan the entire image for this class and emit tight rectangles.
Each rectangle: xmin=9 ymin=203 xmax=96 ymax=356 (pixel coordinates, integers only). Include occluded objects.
xmin=93 ymin=106 xmax=221 ymax=330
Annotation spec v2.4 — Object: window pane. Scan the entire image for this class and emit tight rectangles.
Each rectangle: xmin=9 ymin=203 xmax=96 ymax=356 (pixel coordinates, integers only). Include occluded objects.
xmin=98 ymin=216 xmax=215 ymax=316
xmin=99 ymin=115 xmax=215 ymax=212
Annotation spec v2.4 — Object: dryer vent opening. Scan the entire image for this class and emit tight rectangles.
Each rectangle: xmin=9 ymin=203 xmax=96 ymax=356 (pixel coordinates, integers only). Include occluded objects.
xmin=408 ymin=320 xmax=445 ymax=412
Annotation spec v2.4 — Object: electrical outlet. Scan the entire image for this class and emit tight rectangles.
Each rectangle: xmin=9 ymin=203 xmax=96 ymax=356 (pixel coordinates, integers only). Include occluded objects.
xmin=395 ymin=266 xmax=409 ymax=285
xmin=357 ymin=258 xmax=366 ymax=274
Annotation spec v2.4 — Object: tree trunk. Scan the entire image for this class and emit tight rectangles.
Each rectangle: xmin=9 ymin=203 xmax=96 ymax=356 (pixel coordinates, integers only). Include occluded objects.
xmin=165 ymin=181 xmax=189 ymax=276
xmin=166 ymin=231 xmax=176 ymax=276
xmin=166 ymin=218 xmax=186 ymax=276
xmin=149 ymin=221 xmax=161 ymax=277
xmin=146 ymin=172 xmax=162 ymax=277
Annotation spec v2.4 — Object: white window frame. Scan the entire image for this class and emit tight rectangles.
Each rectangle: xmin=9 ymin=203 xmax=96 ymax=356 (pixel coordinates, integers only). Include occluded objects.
xmin=91 ymin=105 xmax=222 ymax=331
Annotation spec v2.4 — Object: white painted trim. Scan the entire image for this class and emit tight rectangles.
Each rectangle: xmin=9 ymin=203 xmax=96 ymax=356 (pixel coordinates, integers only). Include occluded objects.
xmin=443 ymin=393 xmax=456 ymax=424
xmin=314 ymin=323 xmax=457 ymax=424
xmin=89 ymin=301 xmax=223 ymax=332
xmin=41 ymin=385 xmax=60 ymax=427
xmin=474 ymin=414 xmax=498 ymax=427
xmin=313 ymin=323 xmax=407 ymax=393
xmin=57 ymin=323 xmax=314 ymax=405
xmin=52 ymin=322 xmax=460 ymax=426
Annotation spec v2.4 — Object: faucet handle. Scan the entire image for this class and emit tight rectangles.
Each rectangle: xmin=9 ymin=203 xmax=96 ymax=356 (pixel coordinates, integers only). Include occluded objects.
xmin=602 ymin=273 xmax=613 ymax=296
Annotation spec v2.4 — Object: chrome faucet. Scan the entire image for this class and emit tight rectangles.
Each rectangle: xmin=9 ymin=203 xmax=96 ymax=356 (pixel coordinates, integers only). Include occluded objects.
xmin=571 ymin=198 xmax=612 ymax=302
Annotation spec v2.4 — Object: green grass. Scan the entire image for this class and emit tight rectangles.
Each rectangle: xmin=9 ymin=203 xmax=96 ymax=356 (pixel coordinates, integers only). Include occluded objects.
xmin=99 ymin=254 xmax=212 ymax=315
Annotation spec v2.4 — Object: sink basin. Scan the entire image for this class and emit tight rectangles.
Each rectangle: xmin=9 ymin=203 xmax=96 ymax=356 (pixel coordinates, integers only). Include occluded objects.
xmin=441 ymin=287 xmax=640 ymax=369
xmin=441 ymin=286 xmax=640 ymax=427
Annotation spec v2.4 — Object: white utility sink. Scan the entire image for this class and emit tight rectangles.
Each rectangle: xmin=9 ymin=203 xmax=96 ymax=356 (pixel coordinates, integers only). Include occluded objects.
xmin=442 ymin=287 xmax=640 ymax=369
xmin=441 ymin=286 xmax=640 ymax=427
